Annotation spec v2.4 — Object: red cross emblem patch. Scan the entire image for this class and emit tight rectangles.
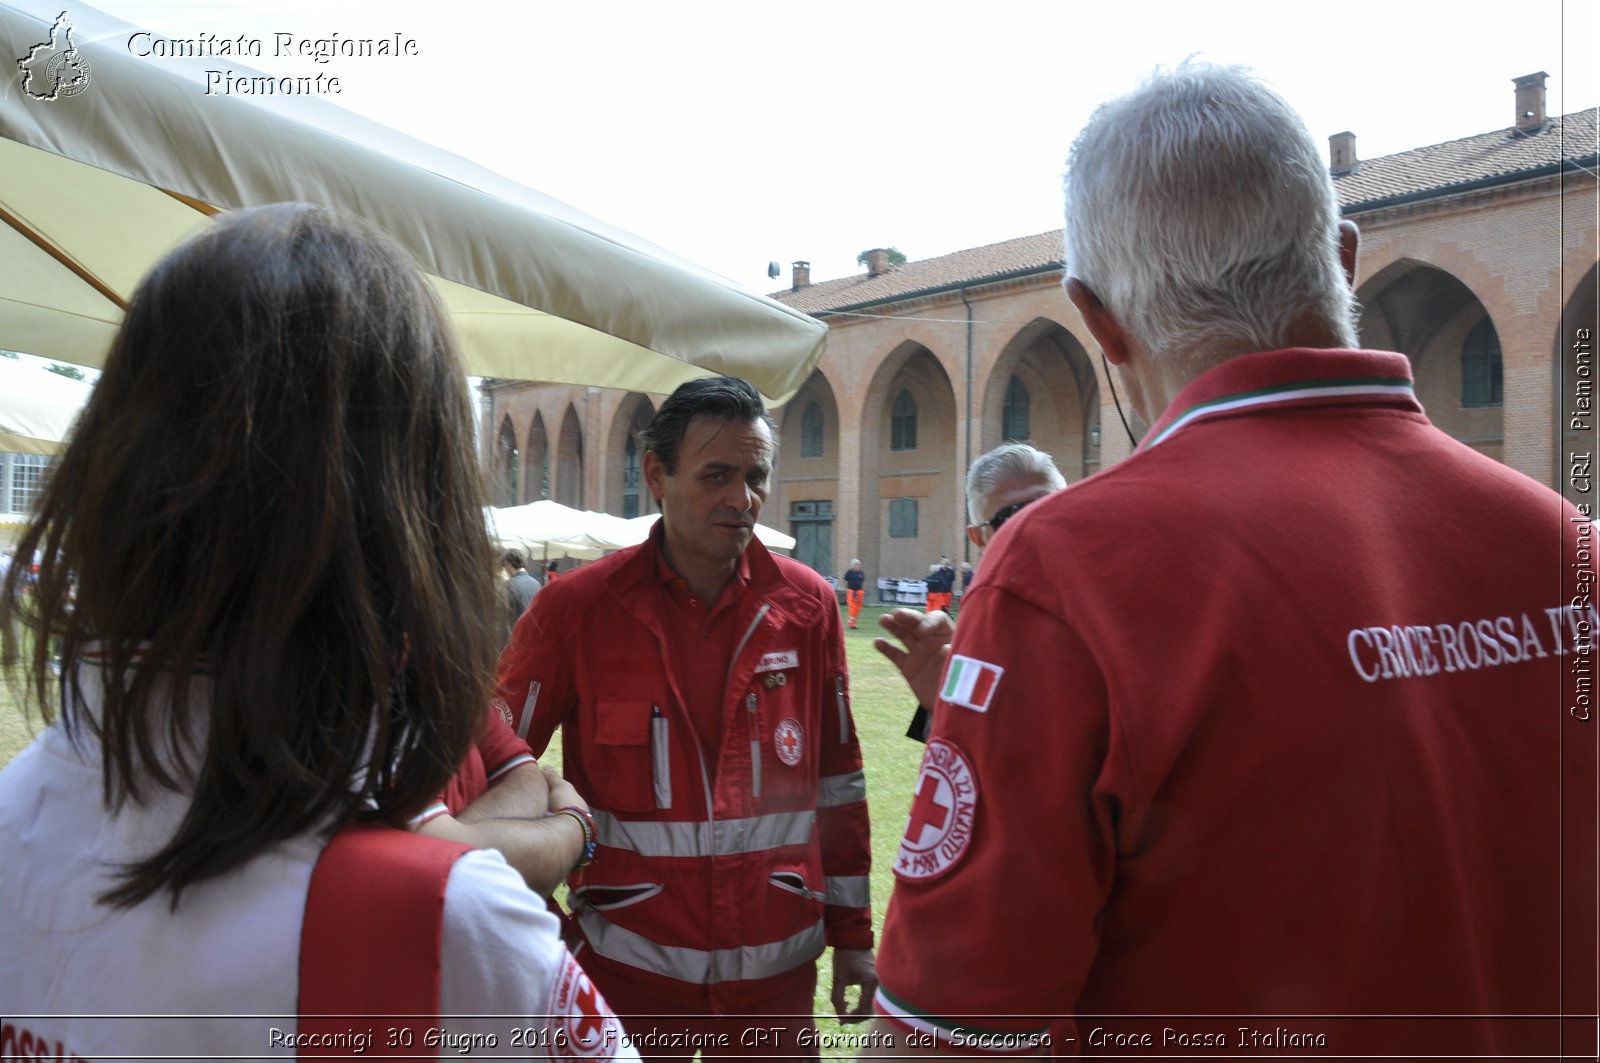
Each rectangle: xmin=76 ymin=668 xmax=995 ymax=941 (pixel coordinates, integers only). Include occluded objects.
xmin=551 ymin=953 xmax=623 ymax=1059
xmin=895 ymin=738 xmax=978 ymax=882
xmin=774 ymin=718 xmax=804 ymax=766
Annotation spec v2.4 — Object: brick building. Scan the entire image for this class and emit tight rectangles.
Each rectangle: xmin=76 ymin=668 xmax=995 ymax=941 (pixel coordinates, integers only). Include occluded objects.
xmin=480 ymin=73 xmax=1597 ymax=585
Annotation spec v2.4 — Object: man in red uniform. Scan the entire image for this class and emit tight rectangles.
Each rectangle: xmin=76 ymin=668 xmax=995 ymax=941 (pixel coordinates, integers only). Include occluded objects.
xmin=868 ymin=62 xmax=1596 ymax=1059
xmin=499 ymin=376 xmax=876 ymax=1059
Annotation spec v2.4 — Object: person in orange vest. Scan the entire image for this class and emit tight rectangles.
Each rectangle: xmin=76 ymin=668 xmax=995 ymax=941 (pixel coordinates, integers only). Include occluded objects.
xmin=843 ymin=558 xmax=867 ymax=629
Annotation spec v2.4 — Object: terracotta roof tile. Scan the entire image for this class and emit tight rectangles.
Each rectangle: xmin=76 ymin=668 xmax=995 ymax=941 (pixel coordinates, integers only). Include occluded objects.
xmin=777 ymin=108 xmax=1597 ymax=314
xmin=771 ymin=230 xmax=1063 ymax=314
xmin=1334 ymin=109 xmax=1597 ymax=210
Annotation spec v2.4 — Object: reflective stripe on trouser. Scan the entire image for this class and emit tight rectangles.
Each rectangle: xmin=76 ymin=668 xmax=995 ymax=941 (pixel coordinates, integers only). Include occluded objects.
xmin=817 ymin=770 xmax=866 ymax=808
xmin=824 ymin=875 xmax=870 ymax=908
xmin=577 ymin=906 xmax=825 ymax=985
xmin=592 ymin=809 xmax=816 ymax=859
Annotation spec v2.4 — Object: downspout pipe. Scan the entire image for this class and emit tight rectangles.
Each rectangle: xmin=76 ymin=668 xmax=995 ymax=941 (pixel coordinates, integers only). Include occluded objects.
xmin=961 ymin=285 xmax=974 ymax=565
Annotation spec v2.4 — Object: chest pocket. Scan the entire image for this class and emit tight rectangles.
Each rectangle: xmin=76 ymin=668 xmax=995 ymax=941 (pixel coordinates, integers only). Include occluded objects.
xmin=586 ymin=697 xmax=656 ymax=814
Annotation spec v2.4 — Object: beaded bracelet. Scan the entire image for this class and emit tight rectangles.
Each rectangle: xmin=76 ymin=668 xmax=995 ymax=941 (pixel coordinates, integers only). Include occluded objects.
xmin=550 ymin=805 xmax=597 ymax=871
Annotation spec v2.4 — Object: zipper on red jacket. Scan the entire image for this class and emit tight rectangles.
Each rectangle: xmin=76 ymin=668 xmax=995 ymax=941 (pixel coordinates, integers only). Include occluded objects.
xmin=746 ymin=691 xmax=761 ymax=799
xmin=835 ymin=674 xmax=849 ymax=743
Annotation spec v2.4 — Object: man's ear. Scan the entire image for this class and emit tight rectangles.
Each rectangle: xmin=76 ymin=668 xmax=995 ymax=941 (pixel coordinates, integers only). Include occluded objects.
xmin=642 ymin=450 xmax=667 ymax=502
xmin=966 ymin=525 xmax=987 ymax=550
xmin=1337 ymin=220 xmax=1360 ymax=289
xmin=1066 ymin=278 xmax=1133 ymax=366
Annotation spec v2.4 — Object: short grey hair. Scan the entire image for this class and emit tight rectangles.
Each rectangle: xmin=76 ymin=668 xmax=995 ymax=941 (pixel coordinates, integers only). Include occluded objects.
xmin=966 ymin=443 xmax=1067 ymax=524
xmin=1062 ymin=62 xmax=1356 ymax=373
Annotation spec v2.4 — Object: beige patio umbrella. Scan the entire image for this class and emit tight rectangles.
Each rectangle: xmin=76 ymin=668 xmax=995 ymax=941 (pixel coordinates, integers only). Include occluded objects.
xmin=0 ymin=3 xmax=826 ymax=402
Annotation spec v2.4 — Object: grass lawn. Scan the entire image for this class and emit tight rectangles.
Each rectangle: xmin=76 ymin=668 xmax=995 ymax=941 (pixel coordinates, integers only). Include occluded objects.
xmin=0 ymin=602 xmax=930 ymax=1057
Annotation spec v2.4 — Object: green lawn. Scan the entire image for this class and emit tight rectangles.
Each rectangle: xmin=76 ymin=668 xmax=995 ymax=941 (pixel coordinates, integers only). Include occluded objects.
xmin=0 ymin=602 xmax=929 ymax=1057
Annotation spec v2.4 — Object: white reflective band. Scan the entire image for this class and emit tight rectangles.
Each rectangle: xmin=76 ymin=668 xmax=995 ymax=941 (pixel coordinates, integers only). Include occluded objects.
xmin=592 ymin=809 xmax=816 ymax=858
xmin=824 ymin=875 xmax=870 ymax=908
xmin=818 ymin=770 xmax=867 ymax=808
xmin=577 ymin=907 xmax=824 ymax=984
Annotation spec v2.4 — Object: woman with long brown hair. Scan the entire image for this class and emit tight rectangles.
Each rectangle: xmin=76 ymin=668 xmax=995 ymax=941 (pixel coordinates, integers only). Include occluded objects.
xmin=0 ymin=204 xmax=630 ymax=1059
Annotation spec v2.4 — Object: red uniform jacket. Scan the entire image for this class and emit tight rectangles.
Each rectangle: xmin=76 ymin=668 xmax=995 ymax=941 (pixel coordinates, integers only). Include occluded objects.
xmin=497 ymin=529 xmax=872 ymax=1012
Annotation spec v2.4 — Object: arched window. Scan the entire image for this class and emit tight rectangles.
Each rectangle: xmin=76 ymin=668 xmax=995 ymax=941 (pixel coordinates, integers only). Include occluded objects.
xmin=1461 ymin=318 xmax=1503 ymax=408
xmin=528 ymin=414 xmax=549 ymax=501
xmin=890 ymin=390 xmax=918 ymax=452
xmin=622 ymin=435 xmax=641 ymax=518
xmin=801 ymin=401 xmax=824 ymax=458
xmin=497 ymin=418 xmax=519 ymax=506
xmin=1002 ymin=375 xmax=1031 ymax=441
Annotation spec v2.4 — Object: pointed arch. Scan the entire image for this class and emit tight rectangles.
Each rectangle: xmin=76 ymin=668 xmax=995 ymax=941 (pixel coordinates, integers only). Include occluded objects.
xmin=1357 ymin=261 xmax=1503 ymax=460
xmin=526 ymin=412 xmax=550 ymax=502
xmin=984 ymin=319 xmax=1099 ymax=480
xmin=606 ymin=394 xmax=657 ymax=518
xmin=774 ymin=369 xmax=842 ymax=577
xmin=861 ymin=342 xmax=959 ymax=582
xmin=495 ymin=416 xmax=519 ymax=507
xmin=556 ymin=404 xmax=585 ymax=510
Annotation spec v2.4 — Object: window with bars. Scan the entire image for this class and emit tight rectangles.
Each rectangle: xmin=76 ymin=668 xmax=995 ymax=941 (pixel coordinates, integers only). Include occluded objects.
xmin=1002 ymin=375 xmax=1031 ymax=441
xmin=890 ymin=390 xmax=917 ymax=452
xmin=3 ymin=453 xmax=49 ymax=514
xmin=1461 ymin=317 xmax=1503 ymax=408
xmin=800 ymin=402 xmax=824 ymax=458
xmin=889 ymin=497 xmax=918 ymax=538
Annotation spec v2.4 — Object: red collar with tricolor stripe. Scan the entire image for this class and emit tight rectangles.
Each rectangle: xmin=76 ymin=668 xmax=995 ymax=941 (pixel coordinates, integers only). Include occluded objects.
xmin=1139 ymin=348 xmax=1421 ymax=451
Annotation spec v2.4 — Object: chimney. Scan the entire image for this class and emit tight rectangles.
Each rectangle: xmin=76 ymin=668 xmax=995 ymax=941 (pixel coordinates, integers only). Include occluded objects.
xmin=865 ymin=248 xmax=891 ymax=277
xmin=1514 ymin=71 xmax=1548 ymax=133
xmin=1328 ymin=130 xmax=1358 ymax=175
xmin=791 ymin=260 xmax=810 ymax=290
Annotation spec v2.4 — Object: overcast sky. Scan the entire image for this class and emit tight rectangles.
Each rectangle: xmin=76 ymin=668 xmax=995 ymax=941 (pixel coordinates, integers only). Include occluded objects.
xmin=56 ymin=0 xmax=1600 ymax=291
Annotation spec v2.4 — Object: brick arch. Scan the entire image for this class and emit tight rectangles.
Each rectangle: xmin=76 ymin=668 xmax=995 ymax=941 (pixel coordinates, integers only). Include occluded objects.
xmin=604 ymin=394 xmax=656 ymax=518
xmin=555 ymin=404 xmax=584 ymax=510
xmin=772 ymin=369 xmax=842 ymax=576
xmin=982 ymin=318 xmax=1100 ymax=482
xmin=525 ymin=412 xmax=549 ymax=502
xmin=1556 ymin=262 xmax=1599 ymax=507
xmin=1354 ymin=243 xmax=1508 ymax=337
xmin=1356 ymin=259 xmax=1503 ymax=460
xmin=859 ymin=341 xmax=960 ymax=583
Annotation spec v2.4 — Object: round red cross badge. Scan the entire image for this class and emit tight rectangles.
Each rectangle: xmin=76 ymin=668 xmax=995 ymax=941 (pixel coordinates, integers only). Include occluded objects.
xmin=774 ymin=718 xmax=804 ymax=766
xmin=895 ymin=738 xmax=978 ymax=882
xmin=491 ymin=696 xmax=514 ymax=730
xmin=550 ymin=953 xmax=623 ymax=1059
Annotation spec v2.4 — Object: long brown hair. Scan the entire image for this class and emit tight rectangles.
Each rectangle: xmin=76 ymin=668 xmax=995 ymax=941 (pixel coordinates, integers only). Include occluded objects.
xmin=1 ymin=204 xmax=497 ymax=908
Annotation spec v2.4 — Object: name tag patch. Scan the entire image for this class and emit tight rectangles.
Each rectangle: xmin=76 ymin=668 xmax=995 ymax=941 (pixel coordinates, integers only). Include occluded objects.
xmin=756 ymin=650 xmax=799 ymax=674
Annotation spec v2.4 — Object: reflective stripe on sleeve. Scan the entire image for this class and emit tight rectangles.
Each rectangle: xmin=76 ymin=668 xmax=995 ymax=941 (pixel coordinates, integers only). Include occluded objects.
xmin=577 ymin=907 xmax=824 ymax=984
xmin=874 ymin=988 xmax=1051 ymax=1055
xmin=818 ymin=769 xmax=867 ymax=808
xmin=592 ymin=808 xmax=816 ymax=858
xmin=823 ymin=875 xmax=870 ymax=908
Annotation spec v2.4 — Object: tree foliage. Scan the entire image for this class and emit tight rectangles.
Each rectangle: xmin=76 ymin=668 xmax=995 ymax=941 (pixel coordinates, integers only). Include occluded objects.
xmin=856 ymin=247 xmax=907 ymax=269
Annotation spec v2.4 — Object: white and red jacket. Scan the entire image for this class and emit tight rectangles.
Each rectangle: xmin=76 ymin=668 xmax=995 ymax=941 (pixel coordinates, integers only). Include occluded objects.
xmin=497 ymin=527 xmax=873 ymax=1012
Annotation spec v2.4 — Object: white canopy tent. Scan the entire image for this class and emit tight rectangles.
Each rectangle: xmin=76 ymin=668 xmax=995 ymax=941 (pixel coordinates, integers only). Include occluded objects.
xmin=0 ymin=356 xmax=92 ymax=455
xmin=0 ymin=3 xmax=826 ymax=402
xmin=488 ymin=503 xmax=795 ymax=561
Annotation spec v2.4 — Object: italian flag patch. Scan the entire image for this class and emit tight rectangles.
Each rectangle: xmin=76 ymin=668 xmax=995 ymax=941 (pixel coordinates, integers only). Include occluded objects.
xmin=940 ymin=655 xmax=1003 ymax=713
